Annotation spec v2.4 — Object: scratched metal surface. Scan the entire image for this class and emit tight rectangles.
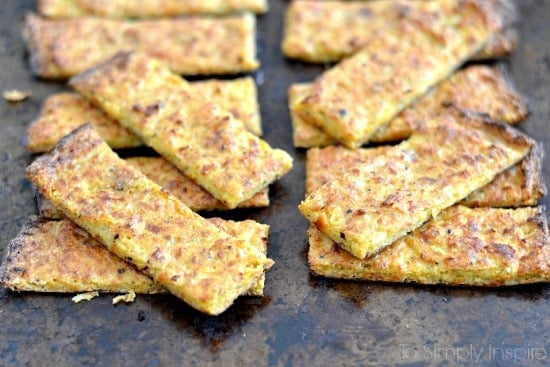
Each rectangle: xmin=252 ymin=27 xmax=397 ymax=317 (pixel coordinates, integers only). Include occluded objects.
xmin=0 ymin=1 xmax=549 ymax=366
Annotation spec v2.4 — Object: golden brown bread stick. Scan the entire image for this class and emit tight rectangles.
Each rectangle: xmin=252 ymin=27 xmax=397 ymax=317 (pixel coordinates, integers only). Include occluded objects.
xmin=69 ymin=53 xmax=292 ymax=209
xmin=23 ymin=13 xmax=259 ymax=79
xmin=26 ymin=124 xmax=274 ymax=315
xmin=299 ymin=112 xmax=533 ymax=259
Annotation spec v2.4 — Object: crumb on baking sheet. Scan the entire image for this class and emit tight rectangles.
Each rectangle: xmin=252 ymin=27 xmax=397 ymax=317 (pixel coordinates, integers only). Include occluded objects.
xmin=112 ymin=291 xmax=136 ymax=305
xmin=71 ymin=291 xmax=99 ymax=303
xmin=3 ymin=89 xmax=31 ymax=102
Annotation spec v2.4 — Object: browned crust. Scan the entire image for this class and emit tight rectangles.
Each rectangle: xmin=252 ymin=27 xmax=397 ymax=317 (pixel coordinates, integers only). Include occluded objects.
xmin=462 ymin=144 xmax=547 ymax=207
xmin=0 ymin=216 xmax=164 ymax=294
xmin=22 ymin=13 xmax=259 ymax=79
xmin=0 ymin=216 xmax=269 ymax=296
xmin=308 ymin=206 xmax=550 ymax=286
xmin=454 ymin=109 xmax=534 ymax=151
xmin=25 ymin=124 xmax=273 ymax=315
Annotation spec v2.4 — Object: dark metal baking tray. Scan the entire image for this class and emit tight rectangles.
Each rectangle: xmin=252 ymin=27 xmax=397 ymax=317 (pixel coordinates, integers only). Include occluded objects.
xmin=0 ymin=0 xmax=548 ymax=365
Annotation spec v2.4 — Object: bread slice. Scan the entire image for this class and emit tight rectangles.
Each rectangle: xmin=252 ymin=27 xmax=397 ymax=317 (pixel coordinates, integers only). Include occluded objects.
xmin=305 ymin=144 xmax=545 ymax=209
xmin=69 ymin=52 xmax=292 ymax=209
xmin=290 ymin=65 xmax=528 ymax=148
xmin=308 ymin=206 xmax=550 ymax=286
xmin=0 ymin=217 xmax=162 ymax=294
xmin=282 ymin=0 xmax=517 ymax=63
xmin=36 ymin=154 xmax=271 ymax=219
xmin=299 ymin=112 xmax=533 ymax=259
xmin=26 ymin=77 xmax=262 ymax=153
xmin=38 ymin=0 xmax=268 ymax=18
xmin=0 ymin=216 xmax=269 ymax=296
xmin=22 ymin=12 xmax=259 ymax=79
xmin=293 ymin=0 xmax=502 ymax=147
xmin=26 ymin=124 xmax=273 ymax=315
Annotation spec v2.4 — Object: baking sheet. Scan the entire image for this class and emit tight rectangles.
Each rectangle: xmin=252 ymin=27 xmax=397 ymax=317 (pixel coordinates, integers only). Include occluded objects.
xmin=0 ymin=0 xmax=549 ymax=365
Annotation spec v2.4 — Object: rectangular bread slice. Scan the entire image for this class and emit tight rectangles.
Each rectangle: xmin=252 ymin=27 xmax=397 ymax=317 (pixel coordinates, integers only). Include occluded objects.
xmin=26 ymin=77 xmax=262 ymax=153
xmin=305 ymin=144 xmax=545 ymax=209
xmin=23 ymin=12 xmax=259 ymax=79
xmin=290 ymin=65 xmax=528 ymax=148
xmin=293 ymin=0 xmax=502 ymax=148
xmin=0 ymin=217 xmax=163 ymax=294
xmin=69 ymin=52 xmax=292 ymax=209
xmin=38 ymin=0 xmax=268 ymax=18
xmin=282 ymin=0 xmax=517 ymax=63
xmin=308 ymin=206 xmax=550 ymax=286
xmin=0 ymin=216 xmax=269 ymax=296
xmin=299 ymin=112 xmax=533 ymax=259
xmin=25 ymin=124 xmax=274 ymax=315
xmin=35 ymin=155 xmax=271 ymax=219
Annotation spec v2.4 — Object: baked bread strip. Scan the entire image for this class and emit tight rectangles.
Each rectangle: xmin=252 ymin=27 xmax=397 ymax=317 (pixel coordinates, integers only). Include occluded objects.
xmin=305 ymin=145 xmax=546 ymax=208
xmin=26 ymin=125 xmax=274 ymax=315
xmin=0 ymin=216 xmax=269 ymax=296
xmin=294 ymin=0 xmax=502 ymax=148
xmin=308 ymin=206 xmax=550 ymax=286
xmin=22 ymin=12 xmax=259 ymax=79
xmin=290 ymin=65 xmax=528 ymax=148
xmin=26 ymin=77 xmax=262 ymax=153
xmin=299 ymin=112 xmax=533 ymax=259
xmin=69 ymin=53 xmax=292 ymax=209
xmin=0 ymin=217 xmax=163 ymax=294
xmin=38 ymin=0 xmax=268 ymax=18
xmin=36 ymin=155 xmax=270 ymax=219
xmin=282 ymin=0 xmax=517 ymax=63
